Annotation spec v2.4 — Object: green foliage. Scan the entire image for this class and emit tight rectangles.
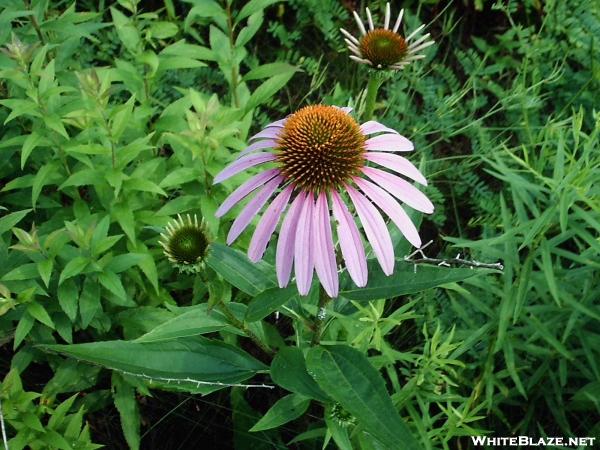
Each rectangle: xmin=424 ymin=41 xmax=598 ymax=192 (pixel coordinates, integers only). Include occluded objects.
xmin=0 ymin=0 xmax=598 ymax=448
xmin=0 ymin=369 xmax=100 ymax=450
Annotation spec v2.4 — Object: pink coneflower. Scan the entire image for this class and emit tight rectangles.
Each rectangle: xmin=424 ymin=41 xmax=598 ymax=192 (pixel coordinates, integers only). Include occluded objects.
xmin=214 ymin=105 xmax=433 ymax=298
xmin=341 ymin=3 xmax=435 ymax=70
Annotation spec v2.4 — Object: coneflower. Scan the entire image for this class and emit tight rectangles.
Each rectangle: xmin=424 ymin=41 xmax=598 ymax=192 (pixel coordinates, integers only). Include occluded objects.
xmin=214 ymin=105 xmax=433 ymax=298
xmin=341 ymin=3 xmax=435 ymax=71
xmin=159 ymin=214 xmax=210 ymax=274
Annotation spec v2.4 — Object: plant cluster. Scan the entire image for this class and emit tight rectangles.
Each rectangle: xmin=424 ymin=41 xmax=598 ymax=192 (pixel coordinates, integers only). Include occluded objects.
xmin=0 ymin=0 xmax=598 ymax=449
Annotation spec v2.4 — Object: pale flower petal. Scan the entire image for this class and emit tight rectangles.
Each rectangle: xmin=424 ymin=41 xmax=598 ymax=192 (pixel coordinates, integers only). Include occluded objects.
xmin=248 ymin=185 xmax=293 ymax=262
xmin=313 ymin=192 xmax=338 ymax=298
xmin=346 ymin=184 xmax=395 ymax=275
xmin=331 ymin=191 xmax=368 ymax=287
xmin=226 ymin=176 xmax=282 ymax=244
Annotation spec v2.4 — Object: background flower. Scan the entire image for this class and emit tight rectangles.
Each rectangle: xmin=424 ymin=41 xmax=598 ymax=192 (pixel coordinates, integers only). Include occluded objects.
xmin=159 ymin=214 xmax=210 ymax=273
xmin=341 ymin=2 xmax=435 ymax=70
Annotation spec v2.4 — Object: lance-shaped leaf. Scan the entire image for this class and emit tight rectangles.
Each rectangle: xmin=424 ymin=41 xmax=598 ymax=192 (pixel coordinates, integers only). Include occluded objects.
xmin=306 ymin=345 xmax=421 ymax=450
xmin=341 ymin=260 xmax=493 ymax=301
xmin=40 ymin=337 xmax=267 ymax=389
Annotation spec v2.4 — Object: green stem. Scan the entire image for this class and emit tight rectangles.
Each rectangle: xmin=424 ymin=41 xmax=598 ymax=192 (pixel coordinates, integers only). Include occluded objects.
xmin=225 ymin=2 xmax=240 ymax=108
xmin=24 ymin=0 xmax=46 ymax=45
xmin=310 ymin=286 xmax=331 ymax=346
xmin=218 ymin=301 xmax=274 ymax=356
xmin=363 ymin=75 xmax=383 ymax=121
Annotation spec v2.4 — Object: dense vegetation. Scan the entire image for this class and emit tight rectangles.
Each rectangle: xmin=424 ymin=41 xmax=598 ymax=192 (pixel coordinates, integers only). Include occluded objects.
xmin=0 ymin=0 xmax=598 ymax=448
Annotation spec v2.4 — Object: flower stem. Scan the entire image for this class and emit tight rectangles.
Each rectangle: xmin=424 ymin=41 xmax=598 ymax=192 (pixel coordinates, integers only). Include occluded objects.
xmin=363 ymin=75 xmax=383 ymax=121
xmin=218 ymin=301 xmax=274 ymax=356
xmin=310 ymin=286 xmax=331 ymax=346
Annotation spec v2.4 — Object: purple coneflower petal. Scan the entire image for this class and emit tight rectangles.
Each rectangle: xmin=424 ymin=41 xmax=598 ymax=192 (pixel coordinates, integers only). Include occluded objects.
xmin=353 ymin=11 xmax=367 ymax=35
xmin=344 ymin=39 xmax=361 ymax=54
xmin=238 ymin=138 xmax=278 ymax=157
xmin=360 ymin=120 xmax=399 ymax=135
xmin=213 ymin=153 xmax=276 ymax=184
xmin=331 ymin=191 xmax=367 ymax=287
xmin=364 ymin=152 xmax=427 ymax=185
xmin=294 ymin=193 xmax=315 ymax=295
xmin=409 ymin=42 xmax=435 ymax=55
xmin=313 ymin=193 xmax=338 ymax=298
xmin=362 ymin=167 xmax=434 ymax=214
xmin=349 ymin=55 xmax=372 ymax=65
xmin=346 ymin=185 xmax=395 ymax=276
xmin=366 ymin=7 xmax=374 ymax=31
xmin=408 ymin=33 xmax=432 ymax=49
xmin=333 ymin=106 xmax=353 ymax=114
xmin=265 ymin=118 xmax=287 ymax=128
xmin=384 ymin=3 xmax=391 ymax=29
xmin=354 ymin=177 xmax=421 ymax=248
xmin=340 ymin=28 xmax=359 ymax=45
xmin=226 ymin=176 xmax=282 ymax=244
xmin=276 ymin=193 xmax=304 ymax=288
xmin=393 ymin=8 xmax=404 ymax=33
xmin=249 ymin=128 xmax=282 ymax=142
xmin=406 ymin=24 xmax=426 ymax=42
xmin=248 ymin=185 xmax=293 ymax=262
xmin=365 ymin=134 xmax=414 ymax=152
xmin=216 ymin=169 xmax=279 ymax=217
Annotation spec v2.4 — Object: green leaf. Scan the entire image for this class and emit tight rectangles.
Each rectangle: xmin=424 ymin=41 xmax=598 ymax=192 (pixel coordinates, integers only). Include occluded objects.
xmin=270 ymin=347 xmax=329 ymax=402
xmin=148 ymin=21 xmax=178 ymax=39
xmin=235 ymin=11 xmax=263 ymax=48
xmin=137 ymin=254 xmax=159 ymax=294
xmin=135 ymin=304 xmax=229 ymax=342
xmin=59 ymin=169 xmax=102 ymax=189
xmin=111 ymin=7 xmax=140 ymax=54
xmin=341 ymin=261 xmax=490 ymax=301
xmin=43 ymin=114 xmax=69 ymax=138
xmin=14 ymin=311 xmax=35 ymax=348
xmin=159 ymin=167 xmax=199 ymax=188
xmin=185 ymin=3 xmax=227 ymax=32
xmin=40 ymin=337 xmax=267 ymax=387
xmin=59 ymin=256 xmax=90 ymax=285
xmin=32 ymin=162 xmax=60 ymax=208
xmin=244 ymin=72 xmax=296 ymax=112
xmin=242 ymin=62 xmax=300 ymax=81
xmin=125 ymin=178 xmax=167 ymax=196
xmin=37 ymin=258 xmax=53 ymax=288
xmin=113 ymin=373 xmax=141 ymax=450
xmin=57 ymin=279 xmax=79 ymax=321
xmin=112 ymin=202 xmax=136 ymax=243
xmin=236 ymin=0 xmax=283 ymax=23
xmin=540 ymin=239 xmax=559 ymax=304
xmin=64 ymin=143 xmax=111 ymax=155
xmin=249 ymin=393 xmax=310 ymax=432
xmin=110 ymin=95 xmax=136 ymax=140
xmin=80 ymin=277 xmax=101 ymax=329
xmin=245 ymin=285 xmax=298 ymax=322
xmin=21 ymin=131 xmax=43 ymax=169
xmin=38 ymin=59 xmax=55 ymax=95
xmin=2 ymin=263 xmax=38 ymax=281
xmin=0 ymin=209 xmax=31 ymax=235
xmin=27 ymin=302 xmax=54 ymax=329
xmin=98 ymin=270 xmax=127 ymax=301
xmin=306 ymin=345 xmax=421 ymax=450
xmin=206 ymin=243 xmax=276 ymax=296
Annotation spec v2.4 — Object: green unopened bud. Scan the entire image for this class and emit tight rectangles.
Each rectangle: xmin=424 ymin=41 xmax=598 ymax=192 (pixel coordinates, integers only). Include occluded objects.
xmin=76 ymin=69 xmax=102 ymax=98
xmin=0 ymin=34 xmax=37 ymax=67
xmin=159 ymin=214 xmax=210 ymax=273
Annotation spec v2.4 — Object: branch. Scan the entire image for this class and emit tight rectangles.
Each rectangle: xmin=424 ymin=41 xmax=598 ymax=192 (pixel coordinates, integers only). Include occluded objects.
xmin=404 ymin=241 xmax=504 ymax=271
xmin=0 ymin=397 xmax=8 ymax=450
xmin=117 ymin=370 xmax=275 ymax=390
